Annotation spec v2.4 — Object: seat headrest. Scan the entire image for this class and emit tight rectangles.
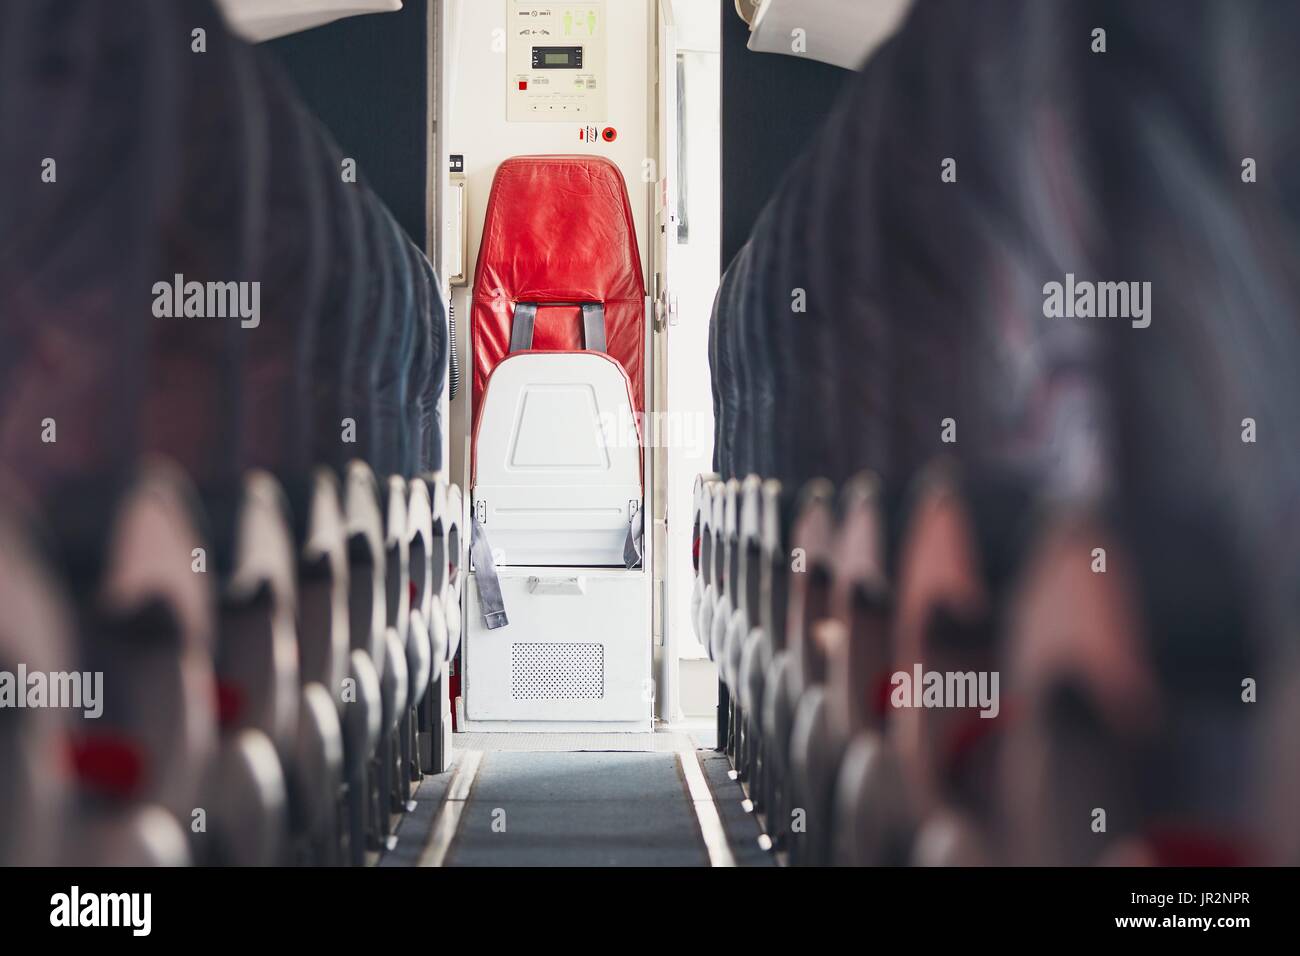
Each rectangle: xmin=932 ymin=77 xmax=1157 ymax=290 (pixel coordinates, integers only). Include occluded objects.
xmin=472 ymin=155 xmax=644 ymax=305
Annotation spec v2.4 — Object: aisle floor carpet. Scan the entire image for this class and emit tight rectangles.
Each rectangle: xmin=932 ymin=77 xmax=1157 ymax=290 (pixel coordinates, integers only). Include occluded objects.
xmin=444 ymin=752 xmax=709 ymax=867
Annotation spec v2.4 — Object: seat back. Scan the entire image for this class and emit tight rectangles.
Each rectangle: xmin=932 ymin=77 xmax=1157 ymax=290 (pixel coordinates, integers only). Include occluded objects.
xmin=241 ymin=48 xmax=328 ymax=487
xmin=0 ymin=502 xmax=74 ymax=866
xmin=146 ymin=0 xmax=267 ymax=501
xmin=409 ymin=250 xmax=448 ymax=475
xmin=77 ymin=464 xmax=219 ymax=823
xmin=0 ymin=0 xmax=175 ymax=505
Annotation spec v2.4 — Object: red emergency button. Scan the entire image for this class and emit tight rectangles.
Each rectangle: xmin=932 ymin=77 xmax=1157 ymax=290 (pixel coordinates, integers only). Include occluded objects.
xmin=518 ymin=80 xmax=528 ymax=90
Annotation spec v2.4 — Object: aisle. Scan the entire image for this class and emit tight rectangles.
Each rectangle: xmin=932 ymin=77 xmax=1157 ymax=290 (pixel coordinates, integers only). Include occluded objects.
xmin=415 ymin=736 xmax=773 ymax=867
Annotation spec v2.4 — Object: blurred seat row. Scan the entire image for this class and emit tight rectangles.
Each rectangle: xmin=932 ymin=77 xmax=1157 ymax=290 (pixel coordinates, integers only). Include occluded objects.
xmin=0 ymin=0 xmax=459 ymax=865
xmin=695 ymin=0 xmax=1300 ymax=865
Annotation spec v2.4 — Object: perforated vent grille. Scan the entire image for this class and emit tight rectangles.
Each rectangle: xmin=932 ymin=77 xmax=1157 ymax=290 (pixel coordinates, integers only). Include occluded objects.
xmin=511 ymin=643 xmax=605 ymax=700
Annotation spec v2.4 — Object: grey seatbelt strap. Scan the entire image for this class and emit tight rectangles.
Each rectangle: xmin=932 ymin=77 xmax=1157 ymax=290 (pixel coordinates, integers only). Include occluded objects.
xmin=581 ymin=303 xmax=607 ymax=352
xmin=623 ymin=504 xmax=644 ymax=570
xmin=510 ymin=301 xmax=605 ymax=352
xmin=471 ymin=511 xmax=509 ymax=629
xmin=509 ymin=302 xmax=537 ymax=353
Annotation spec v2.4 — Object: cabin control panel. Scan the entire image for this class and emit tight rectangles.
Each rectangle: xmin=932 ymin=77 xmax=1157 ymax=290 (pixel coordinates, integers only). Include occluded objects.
xmin=507 ymin=1 xmax=607 ymax=122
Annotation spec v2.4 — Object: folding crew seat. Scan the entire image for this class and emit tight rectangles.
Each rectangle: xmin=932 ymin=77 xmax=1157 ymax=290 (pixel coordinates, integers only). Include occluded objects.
xmin=463 ymin=156 xmax=650 ymax=731
xmin=469 ymin=157 xmax=644 ymax=568
xmin=471 ymin=348 xmax=642 ymax=569
xmin=470 ymin=156 xmax=646 ymax=417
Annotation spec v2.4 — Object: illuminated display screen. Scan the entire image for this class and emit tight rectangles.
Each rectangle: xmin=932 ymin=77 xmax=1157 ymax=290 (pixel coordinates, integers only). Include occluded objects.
xmin=533 ymin=46 xmax=582 ymax=69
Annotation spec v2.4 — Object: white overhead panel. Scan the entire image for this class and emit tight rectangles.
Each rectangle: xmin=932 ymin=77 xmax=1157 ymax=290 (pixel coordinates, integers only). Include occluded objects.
xmin=215 ymin=0 xmax=402 ymax=43
xmin=745 ymin=0 xmax=914 ymax=71
xmin=507 ymin=1 xmax=608 ymax=122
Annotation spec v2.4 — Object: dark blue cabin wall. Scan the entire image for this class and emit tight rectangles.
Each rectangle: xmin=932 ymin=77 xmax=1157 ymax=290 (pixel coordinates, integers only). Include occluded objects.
xmin=267 ymin=1 xmax=430 ymax=250
xmin=720 ymin=4 xmax=848 ymax=272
